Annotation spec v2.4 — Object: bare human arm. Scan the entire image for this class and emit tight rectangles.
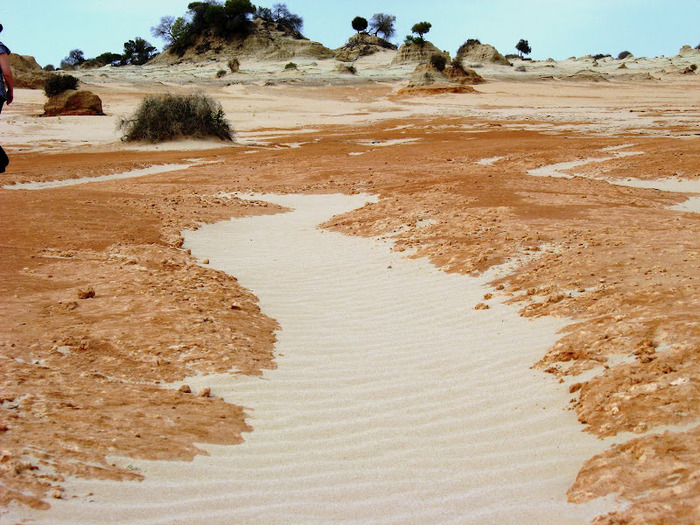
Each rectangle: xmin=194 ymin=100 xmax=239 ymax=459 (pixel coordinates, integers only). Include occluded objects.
xmin=0 ymin=52 xmax=13 ymax=105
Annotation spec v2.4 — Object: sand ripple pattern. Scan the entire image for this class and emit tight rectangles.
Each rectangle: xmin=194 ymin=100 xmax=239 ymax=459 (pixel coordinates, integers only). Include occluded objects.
xmin=36 ymin=194 xmax=614 ymax=524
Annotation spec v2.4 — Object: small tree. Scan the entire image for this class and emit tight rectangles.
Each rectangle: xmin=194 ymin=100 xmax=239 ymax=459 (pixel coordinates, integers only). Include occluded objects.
xmin=272 ymin=3 xmax=303 ymax=33
xmin=369 ymin=13 xmax=396 ymax=40
xmin=60 ymin=49 xmax=85 ymax=69
xmin=352 ymin=16 xmax=368 ymax=33
xmin=121 ymin=37 xmax=157 ymax=65
xmin=411 ymin=22 xmax=431 ymax=45
xmin=515 ymin=39 xmax=531 ymax=58
xmin=151 ymin=16 xmax=177 ymax=44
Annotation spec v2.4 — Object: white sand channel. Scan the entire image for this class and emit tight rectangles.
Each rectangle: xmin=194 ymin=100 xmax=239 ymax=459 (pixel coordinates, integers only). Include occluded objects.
xmin=24 ymin=193 xmax=616 ymax=524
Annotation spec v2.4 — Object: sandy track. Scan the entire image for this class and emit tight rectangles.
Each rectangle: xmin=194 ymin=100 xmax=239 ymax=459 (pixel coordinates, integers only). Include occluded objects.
xmin=23 ymin=193 xmax=613 ymax=523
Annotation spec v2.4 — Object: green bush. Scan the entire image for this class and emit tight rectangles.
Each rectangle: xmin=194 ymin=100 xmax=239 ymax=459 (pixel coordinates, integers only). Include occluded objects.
xmin=216 ymin=69 xmax=227 ymax=78
xmin=284 ymin=62 xmax=298 ymax=70
xmin=617 ymin=50 xmax=633 ymax=60
xmin=44 ymin=74 xmax=79 ymax=97
xmin=429 ymin=54 xmax=446 ymax=71
xmin=119 ymin=93 xmax=233 ymax=143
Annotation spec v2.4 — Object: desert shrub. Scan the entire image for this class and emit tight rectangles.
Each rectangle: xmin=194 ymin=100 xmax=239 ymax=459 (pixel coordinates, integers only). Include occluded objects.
xmin=429 ymin=53 xmax=447 ymax=71
xmin=284 ymin=62 xmax=297 ymax=70
xmin=617 ymin=50 xmax=633 ymax=60
xmin=515 ymin=65 xmax=526 ymax=72
xmin=119 ymin=93 xmax=233 ymax=143
xmin=228 ymin=58 xmax=240 ymax=72
xmin=216 ymin=69 xmax=227 ymax=78
xmin=695 ymin=43 xmax=700 ymax=50
xmin=43 ymin=64 xmax=56 ymax=72
xmin=593 ymin=53 xmax=611 ymax=60
xmin=44 ymin=74 xmax=79 ymax=97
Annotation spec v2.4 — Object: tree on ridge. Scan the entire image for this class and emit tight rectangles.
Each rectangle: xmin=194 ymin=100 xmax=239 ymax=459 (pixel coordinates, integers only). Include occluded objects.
xmin=411 ymin=21 xmax=431 ymax=45
xmin=369 ymin=13 xmax=396 ymax=40
xmin=352 ymin=16 xmax=368 ymax=33
xmin=516 ymin=38 xmax=532 ymax=58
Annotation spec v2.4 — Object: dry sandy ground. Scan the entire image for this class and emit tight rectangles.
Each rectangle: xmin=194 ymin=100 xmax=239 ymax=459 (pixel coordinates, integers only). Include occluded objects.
xmin=1 ymin=51 xmax=699 ymax=523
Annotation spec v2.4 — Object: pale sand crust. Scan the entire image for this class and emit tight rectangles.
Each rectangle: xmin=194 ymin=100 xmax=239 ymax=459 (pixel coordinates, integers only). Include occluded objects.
xmin=1 ymin=52 xmax=699 ymax=523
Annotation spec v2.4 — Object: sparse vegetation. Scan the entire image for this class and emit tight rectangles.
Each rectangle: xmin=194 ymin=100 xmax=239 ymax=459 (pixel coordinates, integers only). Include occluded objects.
xmin=44 ymin=74 xmax=79 ymax=97
xmin=43 ymin=64 xmax=56 ymax=72
xmin=284 ymin=61 xmax=297 ymax=70
xmin=216 ymin=69 xmax=227 ymax=78
xmin=119 ymin=93 xmax=233 ymax=143
xmin=352 ymin=16 xmax=368 ymax=33
xmin=593 ymin=53 xmax=612 ymax=60
xmin=515 ymin=39 xmax=531 ymax=58
xmin=617 ymin=50 xmax=633 ymax=60
xmin=228 ymin=58 xmax=240 ymax=72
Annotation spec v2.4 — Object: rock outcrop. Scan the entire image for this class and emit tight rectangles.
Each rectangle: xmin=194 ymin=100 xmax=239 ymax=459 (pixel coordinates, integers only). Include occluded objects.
xmin=334 ymin=33 xmax=397 ymax=62
xmin=456 ymin=42 xmax=510 ymax=66
xmin=43 ymin=90 xmax=105 ymax=116
xmin=391 ymin=42 xmax=449 ymax=65
xmin=9 ymin=54 xmax=49 ymax=89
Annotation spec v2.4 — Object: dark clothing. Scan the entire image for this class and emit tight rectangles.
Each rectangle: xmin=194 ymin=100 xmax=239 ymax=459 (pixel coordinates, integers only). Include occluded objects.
xmin=0 ymin=42 xmax=10 ymax=172
xmin=0 ymin=42 xmax=9 ymax=102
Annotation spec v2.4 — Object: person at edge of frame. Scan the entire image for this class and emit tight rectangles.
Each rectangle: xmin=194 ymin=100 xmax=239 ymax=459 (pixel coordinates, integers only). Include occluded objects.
xmin=0 ymin=23 xmax=15 ymax=173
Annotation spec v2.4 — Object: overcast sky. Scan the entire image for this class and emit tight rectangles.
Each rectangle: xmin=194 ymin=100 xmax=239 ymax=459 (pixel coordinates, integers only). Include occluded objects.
xmin=1 ymin=1 xmax=698 ymax=67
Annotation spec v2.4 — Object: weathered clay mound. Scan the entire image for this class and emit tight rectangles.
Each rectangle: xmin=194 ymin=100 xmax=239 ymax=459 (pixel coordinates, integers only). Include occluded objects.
xmin=9 ymin=54 xmax=49 ymax=89
xmin=151 ymin=21 xmax=334 ymax=64
xmin=391 ymin=42 xmax=449 ymax=65
xmin=443 ymin=65 xmax=485 ymax=85
xmin=398 ymin=63 xmax=478 ymax=96
xmin=43 ymin=90 xmax=105 ymax=116
xmin=407 ymin=63 xmax=450 ymax=87
xmin=456 ymin=42 xmax=510 ymax=66
xmin=335 ymin=33 xmax=397 ymax=62
xmin=677 ymin=45 xmax=700 ymax=57
xmin=561 ymin=70 xmax=609 ymax=82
